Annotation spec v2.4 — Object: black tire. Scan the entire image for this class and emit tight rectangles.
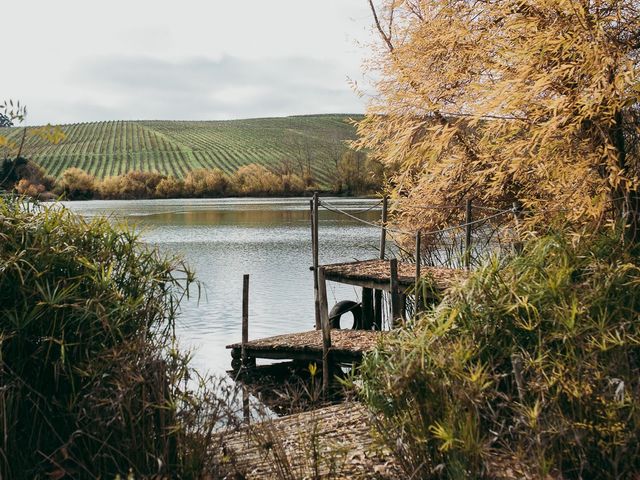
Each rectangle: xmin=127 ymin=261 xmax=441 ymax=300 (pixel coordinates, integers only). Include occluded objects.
xmin=329 ymin=300 xmax=363 ymax=329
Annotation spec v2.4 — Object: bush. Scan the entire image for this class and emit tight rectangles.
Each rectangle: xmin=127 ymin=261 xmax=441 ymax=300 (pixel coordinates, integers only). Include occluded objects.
xmin=184 ymin=168 xmax=229 ymax=197
xmin=335 ymin=150 xmax=384 ymax=195
xmin=97 ymin=174 xmax=125 ymax=199
xmin=155 ymin=176 xmax=185 ymax=198
xmin=1 ymin=157 xmax=55 ymax=196
xmin=97 ymin=171 xmax=165 ymax=199
xmin=281 ymin=173 xmax=306 ymax=195
xmin=55 ymin=167 xmax=96 ymax=199
xmin=121 ymin=170 xmax=166 ymax=198
xmin=231 ymin=163 xmax=281 ymax=196
xmin=14 ymin=178 xmax=47 ymax=199
xmin=0 ymin=198 xmax=231 ymax=477
xmin=359 ymin=232 xmax=640 ymax=478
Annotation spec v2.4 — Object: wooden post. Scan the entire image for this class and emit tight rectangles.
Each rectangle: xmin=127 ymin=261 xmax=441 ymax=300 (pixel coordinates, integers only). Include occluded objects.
xmin=390 ymin=259 xmax=402 ymax=328
xmin=464 ymin=198 xmax=472 ymax=270
xmin=379 ymin=196 xmax=388 ymax=259
xmin=242 ymin=385 xmax=250 ymax=425
xmin=317 ymin=267 xmax=332 ymax=395
xmin=415 ymin=230 xmax=421 ymax=313
xmin=241 ymin=274 xmax=250 ymax=367
xmin=374 ymin=196 xmax=388 ymax=329
xmin=362 ymin=287 xmax=373 ymax=329
xmin=513 ymin=200 xmax=523 ymax=254
xmin=312 ymin=192 xmax=321 ymax=329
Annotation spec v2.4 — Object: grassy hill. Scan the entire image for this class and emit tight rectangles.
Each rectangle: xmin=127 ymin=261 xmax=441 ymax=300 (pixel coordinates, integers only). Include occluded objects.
xmin=0 ymin=114 xmax=362 ymax=187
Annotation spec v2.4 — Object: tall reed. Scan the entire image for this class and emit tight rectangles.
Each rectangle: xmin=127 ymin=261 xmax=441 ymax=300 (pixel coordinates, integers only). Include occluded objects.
xmin=0 ymin=198 xmax=235 ymax=478
xmin=358 ymin=230 xmax=640 ymax=478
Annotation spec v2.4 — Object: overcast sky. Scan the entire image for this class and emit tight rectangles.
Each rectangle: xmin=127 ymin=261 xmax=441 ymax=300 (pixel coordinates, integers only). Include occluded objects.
xmin=4 ymin=1 xmax=374 ymax=125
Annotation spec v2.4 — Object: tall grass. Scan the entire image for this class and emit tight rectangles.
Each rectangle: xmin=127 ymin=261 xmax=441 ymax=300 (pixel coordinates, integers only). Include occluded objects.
xmin=0 ymin=198 xmax=238 ymax=478
xmin=358 ymin=231 xmax=640 ymax=478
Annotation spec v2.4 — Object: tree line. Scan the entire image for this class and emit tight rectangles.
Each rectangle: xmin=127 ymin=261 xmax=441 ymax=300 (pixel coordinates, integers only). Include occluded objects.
xmin=1 ymin=149 xmax=384 ymax=200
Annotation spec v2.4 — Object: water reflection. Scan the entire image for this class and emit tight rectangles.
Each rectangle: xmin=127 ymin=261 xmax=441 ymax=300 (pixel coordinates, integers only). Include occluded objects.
xmin=62 ymin=197 xmax=381 ymax=374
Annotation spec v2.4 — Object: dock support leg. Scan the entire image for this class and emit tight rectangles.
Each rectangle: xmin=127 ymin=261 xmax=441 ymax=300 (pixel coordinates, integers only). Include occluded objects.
xmin=374 ymin=196 xmax=388 ymax=331
xmin=318 ymin=267 xmax=333 ymax=396
xmin=390 ymin=259 xmax=402 ymax=328
xmin=362 ymin=287 xmax=374 ymax=330
xmin=312 ymin=194 xmax=321 ymax=329
xmin=374 ymin=290 xmax=382 ymax=330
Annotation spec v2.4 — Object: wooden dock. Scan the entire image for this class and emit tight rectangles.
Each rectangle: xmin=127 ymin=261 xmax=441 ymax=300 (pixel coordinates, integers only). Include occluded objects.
xmin=228 ymin=330 xmax=383 ymax=364
xmin=322 ymin=258 xmax=465 ymax=292
xmin=216 ymin=402 xmax=400 ymax=479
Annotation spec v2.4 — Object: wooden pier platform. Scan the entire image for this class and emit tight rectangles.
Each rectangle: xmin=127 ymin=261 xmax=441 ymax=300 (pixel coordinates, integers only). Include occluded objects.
xmin=216 ymin=402 xmax=400 ymax=479
xmin=228 ymin=330 xmax=383 ymax=364
xmin=322 ymin=258 xmax=465 ymax=292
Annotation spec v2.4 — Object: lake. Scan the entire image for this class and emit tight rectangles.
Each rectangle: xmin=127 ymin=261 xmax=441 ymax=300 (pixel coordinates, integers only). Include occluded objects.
xmin=61 ymin=197 xmax=382 ymax=375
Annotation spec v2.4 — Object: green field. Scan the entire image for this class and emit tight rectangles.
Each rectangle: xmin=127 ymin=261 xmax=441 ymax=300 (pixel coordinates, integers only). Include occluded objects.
xmin=0 ymin=114 xmax=362 ymax=186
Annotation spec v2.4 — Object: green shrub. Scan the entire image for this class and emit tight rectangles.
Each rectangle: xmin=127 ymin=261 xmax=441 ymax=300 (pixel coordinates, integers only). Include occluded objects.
xmin=0 ymin=198 xmax=230 ymax=478
xmin=359 ymin=232 xmax=640 ymax=478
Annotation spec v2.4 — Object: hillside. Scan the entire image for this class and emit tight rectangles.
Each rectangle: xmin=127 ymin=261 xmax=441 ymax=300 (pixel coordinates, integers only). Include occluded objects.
xmin=0 ymin=114 xmax=362 ymax=187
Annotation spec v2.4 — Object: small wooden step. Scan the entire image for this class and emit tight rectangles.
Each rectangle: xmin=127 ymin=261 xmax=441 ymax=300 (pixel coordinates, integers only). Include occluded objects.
xmin=227 ymin=329 xmax=384 ymax=363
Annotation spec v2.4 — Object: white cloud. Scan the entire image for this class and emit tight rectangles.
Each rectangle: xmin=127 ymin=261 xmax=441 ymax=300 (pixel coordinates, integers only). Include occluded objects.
xmin=3 ymin=0 xmax=375 ymax=125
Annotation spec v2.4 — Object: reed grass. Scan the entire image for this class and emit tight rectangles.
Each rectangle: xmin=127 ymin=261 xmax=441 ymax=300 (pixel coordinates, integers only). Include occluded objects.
xmin=358 ymin=230 xmax=640 ymax=478
xmin=0 ymin=197 xmax=238 ymax=478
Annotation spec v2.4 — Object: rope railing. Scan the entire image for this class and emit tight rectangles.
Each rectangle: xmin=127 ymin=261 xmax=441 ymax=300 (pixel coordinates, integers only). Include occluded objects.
xmin=319 ymin=199 xmax=515 ymax=237
xmin=319 ymin=201 xmax=411 ymax=234
xmin=316 ymin=194 xmax=639 ymax=273
xmin=386 ymin=195 xmax=637 ymax=213
xmin=388 ymin=201 xmax=507 ymax=212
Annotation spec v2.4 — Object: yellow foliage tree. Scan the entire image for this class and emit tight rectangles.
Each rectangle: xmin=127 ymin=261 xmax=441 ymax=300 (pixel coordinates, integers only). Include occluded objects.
xmin=56 ymin=168 xmax=96 ymax=200
xmin=184 ymin=168 xmax=230 ymax=197
xmin=231 ymin=163 xmax=281 ymax=196
xmin=358 ymin=0 xmax=640 ymax=239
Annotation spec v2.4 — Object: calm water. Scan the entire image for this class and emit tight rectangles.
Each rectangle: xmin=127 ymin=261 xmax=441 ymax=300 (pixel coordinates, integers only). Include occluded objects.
xmin=61 ymin=198 xmax=381 ymax=374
